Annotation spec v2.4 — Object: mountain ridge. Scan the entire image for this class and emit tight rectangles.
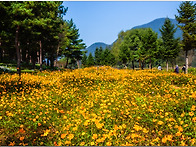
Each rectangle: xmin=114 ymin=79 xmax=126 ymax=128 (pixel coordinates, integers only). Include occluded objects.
xmin=86 ymin=17 xmax=183 ymax=56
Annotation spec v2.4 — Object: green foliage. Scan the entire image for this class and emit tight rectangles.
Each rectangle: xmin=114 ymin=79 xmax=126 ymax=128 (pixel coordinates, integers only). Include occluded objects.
xmin=159 ymin=18 xmax=180 ymax=62
xmin=81 ymin=54 xmax=87 ymax=67
xmin=87 ymin=53 xmax=94 ymax=67
xmin=175 ymin=1 xmax=196 ymax=51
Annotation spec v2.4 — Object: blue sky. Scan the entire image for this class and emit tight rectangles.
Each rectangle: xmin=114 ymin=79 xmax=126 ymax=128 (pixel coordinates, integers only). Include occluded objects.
xmin=63 ymin=1 xmax=183 ymax=47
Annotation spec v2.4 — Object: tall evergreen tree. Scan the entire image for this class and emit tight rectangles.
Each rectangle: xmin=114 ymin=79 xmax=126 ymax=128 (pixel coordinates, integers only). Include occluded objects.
xmin=142 ymin=28 xmax=158 ymax=69
xmin=81 ymin=53 xmax=87 ymax=67
xmin=175 ymin=1 xmax=196 ymax=73
xmin=94 ymin=47 xmax=100 ymax=65
xmin=87 ymin=53 xmax=94 ymax=67
xmin=160 ymin=18 xmax=180 ymax=71
xmin=61 ymin=19 xmax=86 ymax=68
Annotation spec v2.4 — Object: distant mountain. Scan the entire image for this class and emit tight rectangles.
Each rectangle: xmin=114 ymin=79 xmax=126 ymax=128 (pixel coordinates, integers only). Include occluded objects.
xmin=132 ymin=17 xmax=182 ymax=39
xmin=86 ymin=18 xmax=183 ymax=56
xmin=86 ymin=42 xmax=110 ymax=56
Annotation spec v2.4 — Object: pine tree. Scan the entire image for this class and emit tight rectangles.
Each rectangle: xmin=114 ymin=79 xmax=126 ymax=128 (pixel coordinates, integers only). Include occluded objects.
xmin=81 ymin=54 xmax=87 ymax=67
xmin=87 ymin=53 xmax=94 ymax=67
xmin=160 ymin=18 xmax=180 ymax=71
xmin=175 ymin=1 xmax=196 ymax=73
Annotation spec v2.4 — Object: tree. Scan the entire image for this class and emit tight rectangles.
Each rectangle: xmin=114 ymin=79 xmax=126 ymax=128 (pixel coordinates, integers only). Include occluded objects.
xmin=141 ymin=28 xmax=158 ymax=69
xmin=175 ymin=1 xmax=196 ymax=73
xmin=87 ymin=53 xmax=94 ymax=67
xmin=61 ymin=19 xmax=86 ymax=69
xmin=81 ymin=53 xmax=87 ymax=67
xmin=94 ymin=47 xmax=100 ymax=65
xmin=160 ymin=18 xmax=180 ymax=71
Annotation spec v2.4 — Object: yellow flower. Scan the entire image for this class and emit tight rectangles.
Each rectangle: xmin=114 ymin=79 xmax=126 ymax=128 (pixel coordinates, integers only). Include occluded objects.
xmin=92 ymin=134 xmax=98 ymax=140
xmin=162 ymin=137 xmax=167 ymax=143
xmin=72 ymin=127 xmax=78 ymax=131
xmin=96 ymin=122 xmax=104 ymax=129
xmin=61 ymin=133 xmax=66 ymax=139
xmin=189 ymin=111 xmax=194 ymax=117
xmin=82 ymin=132 xmax=86 ymax=136
xmin=181 ymin=113 xmax=185 ymax=117
xmin=192 ymin=117 xmax=196 ymax=122
xmin=64 ymin=141 xmax=71 ymax=145
xmin=178 ymin=126 xmax=183 ymax=132
xmin=67 ymin=134 xmax=74 ymax=140
xmin=157 ymin=121 xmax=164 ymax=125
xmin=175 ymin=132 xmax=182 ymax=136
xmin=80 ymin=142 xmax=85 ymax=146
xmin=191 ymin=105 xmax=196 ymax=111
xmin=180 ymin=141 xmax=186 ymax=146
xmin=90 ymin=142 xmax=95 ymax=146
xmin=106 ymin=142 xmax=112 ymax=146
xmin=143 ymin=128 xmax=148 ymax=133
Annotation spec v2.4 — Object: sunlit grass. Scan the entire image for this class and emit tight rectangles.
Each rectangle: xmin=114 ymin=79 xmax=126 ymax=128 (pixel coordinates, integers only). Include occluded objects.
xmin=0 ymin=66 xmax=196 ymax=146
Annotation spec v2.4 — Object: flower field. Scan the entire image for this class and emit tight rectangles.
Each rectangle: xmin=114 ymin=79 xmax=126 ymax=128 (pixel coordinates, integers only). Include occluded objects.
xmin=0 ymin=66 xmax=196 ymax=146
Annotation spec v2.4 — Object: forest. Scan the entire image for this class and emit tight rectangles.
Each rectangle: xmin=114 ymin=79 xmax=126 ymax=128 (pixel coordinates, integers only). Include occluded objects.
xmin=0 ymin=1 xmax=86 ymax=74
xmin=0 ymin=1 xmax=196 ymax=74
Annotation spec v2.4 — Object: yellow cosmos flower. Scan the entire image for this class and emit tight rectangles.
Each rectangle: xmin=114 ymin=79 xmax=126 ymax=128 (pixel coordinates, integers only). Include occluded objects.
xmin=90 ymin=142 xmax=95 ymax=146
xmin=191 ymin=105 xmax=196 ymax=111
xmin=80 ymin=142 xmax=85 ymax=146
xmin=192 ymin=117 xmax=196 ymax=122
xmin=157 ymin=121 xmax=164 ymax=125
xmin=67 ymin=134 xmax=74 ymax=140
xmin=64 ymin=141 xmax=71 ymax=145
xmin=92 ymin=134 xmax=98 ymax=140
xmin=162 ymin=137 xmax=167 ymax=143
xmin=189 ymin=111 xmax=194 ymax=117
xmin=178 ymin=126 xmax=183 ymax=132
xmin=106 ymin=142 xmax=112 ymax=146
xmin=175 ymin=132 xmax=182 ymax=136
xmin=61 ymin=133 xmax=66 ymax=139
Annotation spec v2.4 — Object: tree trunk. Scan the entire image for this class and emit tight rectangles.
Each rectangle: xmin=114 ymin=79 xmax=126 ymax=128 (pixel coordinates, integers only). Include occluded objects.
xmin=50 ymin=56 xmax=54 ymax=68
xmin=76 ymin=59 xmax=80 ymax=69
xmin=185 ymin=50 xmax=188 ymax=74
xmin=149 ymin=57 xmax=152 ymax=69
xmin=15 ymin=26 xmax=21 ymax=77
xmin=0 ymin=40 xmax=3 ymax=62
xmin=39 ymin=40 xmax=43 ymax=71
xmin=139 ymin=59 xmax=141 ymax=69
xmin=166 ymin=60 xmax=169 ymax=71
xmin=141 ymin=61 xmax=144 ymax=70
xmin=64 ymin=57 xmax=68 ymax=68
xmin=132 ymin=60 xmax=134 ymax=70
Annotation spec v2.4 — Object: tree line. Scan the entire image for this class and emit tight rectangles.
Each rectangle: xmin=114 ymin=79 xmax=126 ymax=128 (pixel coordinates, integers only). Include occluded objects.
xmin=0 ymin=1 xmax=86 ymax=75
xmin=0 ymin=1 xmax=195 ymax=74
xmin=82 ymin=1 xmax=196 ymax=73
xmin=81 ymin=47 xmax=116 ymax=67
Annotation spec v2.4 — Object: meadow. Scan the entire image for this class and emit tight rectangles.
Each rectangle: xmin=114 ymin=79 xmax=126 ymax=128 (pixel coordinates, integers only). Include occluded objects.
xmin=0 ymin=66 xmax=196 ymax=146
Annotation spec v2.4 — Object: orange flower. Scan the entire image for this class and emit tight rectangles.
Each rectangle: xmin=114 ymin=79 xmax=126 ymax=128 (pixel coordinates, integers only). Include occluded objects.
xmin=189 ymin=111 xmax=194 ymax=117
xmin=175 ymin=132 xmax=182 ymax=136
xmin=67 ymin=134 xmax=74 ymax=140
xmin=178 ymin=126 xmax=183 ymax=132
xmin=157 ymin=121 xmax=164 ymax=125
xmin=20 ymin=136 xmax=24 ymax=141
xmin=106 ymin=142 xmax=112 ymax=146
xmin=92 ymin=134 xmax=98 ymax=140
xmin=191 ymin=105 xmax=196 ymax=111
xmin=192 ymin=117 xmax=196 ymax=122
xmin=61 ymin=133 xmax=66 ymax=139
xmin=80 ymin=142 xmax=85 ymax=146
xmin=162 ymin=137 xmax=167 ymax=143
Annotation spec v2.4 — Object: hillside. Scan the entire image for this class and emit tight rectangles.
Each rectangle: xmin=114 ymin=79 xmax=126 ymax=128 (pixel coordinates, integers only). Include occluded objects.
xmin=86 ymin=42 xmax=110 ymax=56
xmin=86 ymin=17 xmax=183 ymax=56
xmin=131 ymin=17 xmax=182 ymax=39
